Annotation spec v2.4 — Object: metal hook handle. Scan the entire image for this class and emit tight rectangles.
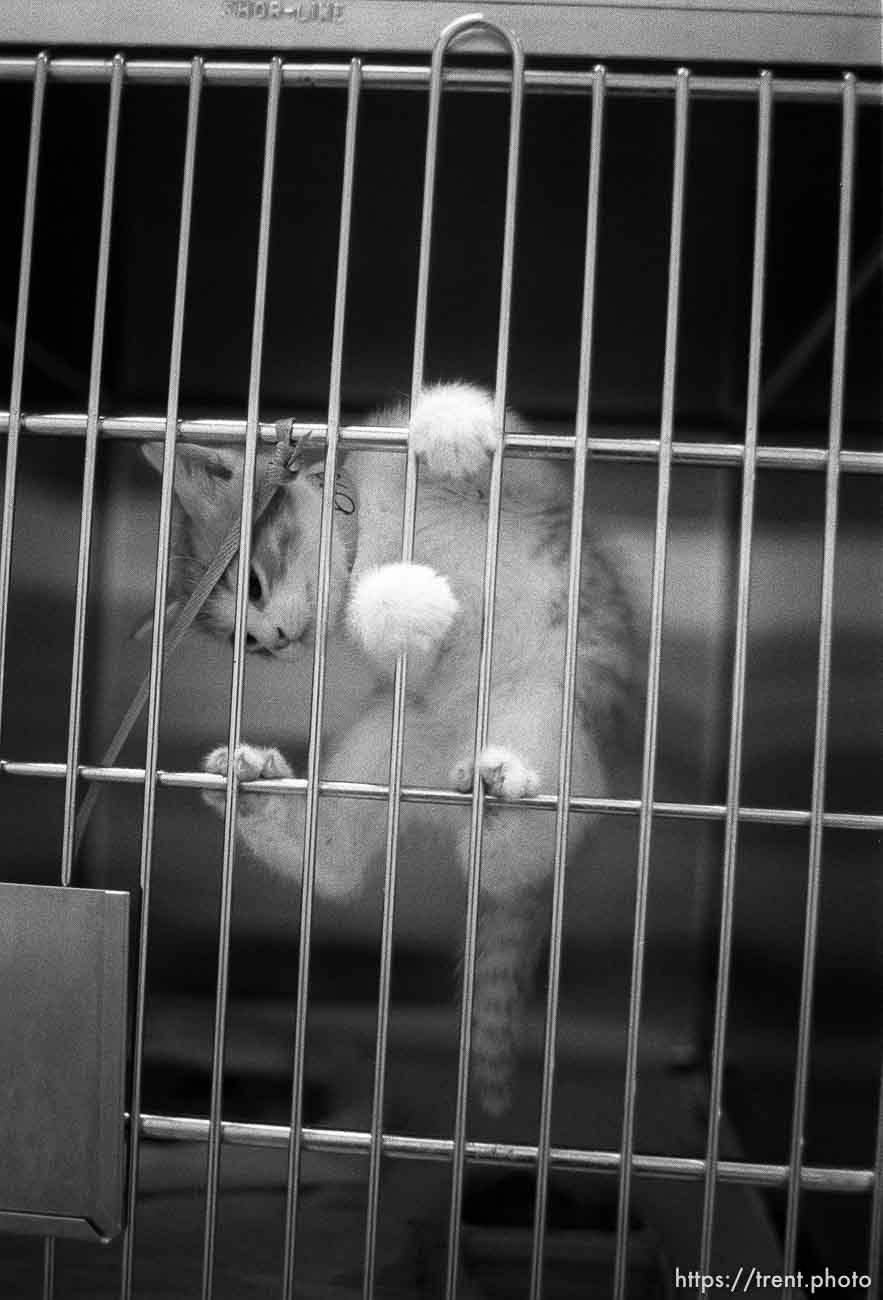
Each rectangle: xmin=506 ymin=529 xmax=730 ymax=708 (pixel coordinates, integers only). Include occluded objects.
xmin=432 ymin=13 xmax=524 ymax=67
xmin=411 ymin=13 xmax=524 ymax=402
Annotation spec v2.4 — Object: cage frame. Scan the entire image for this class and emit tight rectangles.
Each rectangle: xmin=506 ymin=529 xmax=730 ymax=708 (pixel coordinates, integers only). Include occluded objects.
xmin=0 ymin=7 xmax=881 ymax=1300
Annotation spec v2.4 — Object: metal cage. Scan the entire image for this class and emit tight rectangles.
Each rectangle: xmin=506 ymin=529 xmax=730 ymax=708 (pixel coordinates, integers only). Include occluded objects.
xmin=0 ymin=2 xmax=881 ymax=1297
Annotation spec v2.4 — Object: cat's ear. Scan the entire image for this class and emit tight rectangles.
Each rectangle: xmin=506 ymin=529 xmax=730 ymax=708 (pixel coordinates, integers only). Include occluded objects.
xmin=141 ymin=441 xmax=239 ymax=519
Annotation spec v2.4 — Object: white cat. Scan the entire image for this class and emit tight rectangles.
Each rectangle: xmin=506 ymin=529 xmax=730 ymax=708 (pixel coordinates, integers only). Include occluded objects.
xmin=143 ymin=382 xmax=633 ymax=1113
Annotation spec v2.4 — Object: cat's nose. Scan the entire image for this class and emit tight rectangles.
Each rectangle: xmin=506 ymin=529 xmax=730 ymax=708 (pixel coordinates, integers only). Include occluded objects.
xmin=245 ymin=631 xmax=279 ymax=654
xmin=272 ymin=628 xmax=292 ymax=649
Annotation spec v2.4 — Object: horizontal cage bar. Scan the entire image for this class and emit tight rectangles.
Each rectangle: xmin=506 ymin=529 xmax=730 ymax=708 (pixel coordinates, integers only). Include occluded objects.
xmin=1 ymin=415 xmax=881 ymax=473
xmin=135 ymin=1113 xmax=876 ymax=1195
xmin=2 ymin=761 xmax=880 ymax=830
xmin=0 ymin=56 xmax=882 ymax=101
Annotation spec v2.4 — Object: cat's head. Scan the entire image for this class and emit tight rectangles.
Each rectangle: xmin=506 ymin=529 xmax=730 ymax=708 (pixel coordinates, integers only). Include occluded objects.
xmin=141 ymin=441 xmax=352 ymax=660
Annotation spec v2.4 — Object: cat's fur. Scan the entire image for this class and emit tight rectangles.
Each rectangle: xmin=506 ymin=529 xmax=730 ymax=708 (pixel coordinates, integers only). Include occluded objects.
xmin=143 ymin=382 xmax=633 ymax=1115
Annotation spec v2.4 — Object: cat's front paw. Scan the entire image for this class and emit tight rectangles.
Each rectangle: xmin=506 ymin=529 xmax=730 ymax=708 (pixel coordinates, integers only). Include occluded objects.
xmin=202 ymin=743 xmax=293 ymax=816
xmin=410 ymin=382 xmax=498 ymax=483
xmin=452 ymin=745 xmax=541 ymax=800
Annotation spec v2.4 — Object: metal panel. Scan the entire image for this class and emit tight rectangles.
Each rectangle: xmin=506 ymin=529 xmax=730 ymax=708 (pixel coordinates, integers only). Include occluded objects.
xmin=0 ymin=0 xmax=881 ymax=65
xmin=0 ymin=883 xmax=129 ymax=1242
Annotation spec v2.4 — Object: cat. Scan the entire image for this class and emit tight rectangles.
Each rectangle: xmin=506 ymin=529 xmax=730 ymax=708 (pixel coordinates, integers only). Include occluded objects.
xmin=142 ymin=382 xmax=634 ymax=1115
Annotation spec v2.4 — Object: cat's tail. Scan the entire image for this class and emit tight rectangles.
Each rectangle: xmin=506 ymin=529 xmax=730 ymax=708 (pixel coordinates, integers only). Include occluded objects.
xmin=469 ymin=884 xmax=550 ymax=1117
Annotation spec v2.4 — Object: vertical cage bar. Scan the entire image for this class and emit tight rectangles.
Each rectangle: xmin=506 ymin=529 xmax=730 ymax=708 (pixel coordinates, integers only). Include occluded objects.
xmin=698 ymin=70 xmax=773 ymax=1274
xmin=867 ymin=1059 xmax=883 ymax=1298
xmin=359 ymin=200 xmax=413 ymax=1300
xmin=119 ymin=55 xmax=203 ymax=1300
xmin=359 ymin=20 xmax=463 ymax=1290
xmin=41 ymin=1238 xmax=55 ymax=1300
xmin=407 ymin=22 xmax=443 ymax=405
xmin=359 ymin=535 xmax=412 ymax=1299
xmin=612 ymin=67 xmax=690 ymax=1300
xmin=527 ymin=65 xmax=606 ymax=1300
xmin=201 ymin=55 xmax=283 ymax=1300
xmin=0 ymin=51 xmax=47 ymax=739
xmin=445 ymin=19 xmax=525 ymax=1300
xmin=45 ymin=54 xmax=124 ymax=1299
xmin=279 ymin=58 xmax=361 ymax=1300
xmin=781 ymin=72 xmax=856 ymax=1291
xmin=59 ymin=53 xmax=125 ymax=886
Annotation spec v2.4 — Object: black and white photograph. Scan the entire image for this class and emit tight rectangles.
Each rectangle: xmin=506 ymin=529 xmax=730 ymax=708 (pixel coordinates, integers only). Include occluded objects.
xmin=0 ymin=2 xmax=880 ymax=1296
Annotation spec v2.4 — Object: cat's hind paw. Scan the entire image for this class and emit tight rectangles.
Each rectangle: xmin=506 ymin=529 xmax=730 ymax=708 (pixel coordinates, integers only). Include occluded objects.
xmin=410 ymin=382 xmax=498 ymax=483
xmin=202 ymin=743 xmax=292 ymax=816
xmin=451 ymin=745 xmax=541 ymax=800
xmin=348 ymin=562 xmax=459 ymax=665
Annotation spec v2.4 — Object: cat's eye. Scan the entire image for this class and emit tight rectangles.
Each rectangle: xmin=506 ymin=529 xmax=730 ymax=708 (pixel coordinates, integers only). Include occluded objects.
xmin=248 ymin=566 xmax=263 ymax=603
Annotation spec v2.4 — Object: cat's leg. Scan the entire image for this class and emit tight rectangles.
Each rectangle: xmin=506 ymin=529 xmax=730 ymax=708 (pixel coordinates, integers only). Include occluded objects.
xmin=202 ymin=743 xmax=306 ymax=886
xmin=202 ymin=740 xmax=389 ymax=902
xmin=448 ymin=682 xmax=606 ymax=899
xmin=409 ymin=382 xmax=498 ymax=483
xmin=204 ymin=703 xmax=453 ymax=902
xmin=344 ymin=381 xmax=499 ymax=662
xmin=345 ymin=382 xmax=501 ymax=664
xmin=311 ymin=697 xmax=477 ymax=902
xmin=314 ymin=701 xmax=449 ymax=901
